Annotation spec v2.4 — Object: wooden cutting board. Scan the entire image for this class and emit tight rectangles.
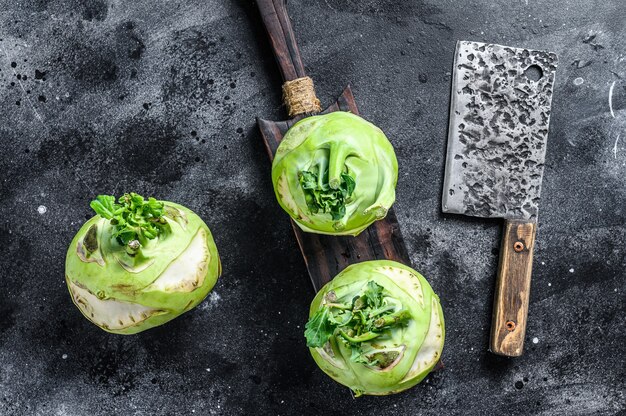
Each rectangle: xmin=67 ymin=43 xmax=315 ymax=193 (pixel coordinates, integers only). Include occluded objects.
xmin=256 ymin=0 xmax=410 ymax=292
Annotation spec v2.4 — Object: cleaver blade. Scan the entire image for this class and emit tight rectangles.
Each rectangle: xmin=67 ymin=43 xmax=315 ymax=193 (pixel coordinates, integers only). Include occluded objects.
xmin=443 ymin=41 xmax=557 ymax=220
xmin=443 ymin=41 xmax=557 ymax=357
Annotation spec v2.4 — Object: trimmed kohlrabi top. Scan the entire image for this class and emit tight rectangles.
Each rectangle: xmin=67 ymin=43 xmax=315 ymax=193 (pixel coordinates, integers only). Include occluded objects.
xmin=305 ymin=260 xmax=444 ymax=396
xmin=65 ymin=193 xmax=221 ymax=335
xmin=271 ymin=111 xmax=398 ymax=236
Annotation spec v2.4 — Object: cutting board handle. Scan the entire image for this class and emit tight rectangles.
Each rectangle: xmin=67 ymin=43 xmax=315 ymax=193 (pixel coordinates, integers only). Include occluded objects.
xmin=489 ymin=220 xmax=536 ymax=357
xmin=256 ymin=0 xmax=307 ymax=82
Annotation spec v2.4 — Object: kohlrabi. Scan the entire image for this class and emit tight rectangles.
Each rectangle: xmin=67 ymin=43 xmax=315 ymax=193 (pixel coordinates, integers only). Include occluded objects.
xmin=305 ymin=260 xmax=444 ymax=396
xmin=271 ymin=111 xmax=398 ymax=236
xmin=65 ymin=193 xmax=221 ymax=334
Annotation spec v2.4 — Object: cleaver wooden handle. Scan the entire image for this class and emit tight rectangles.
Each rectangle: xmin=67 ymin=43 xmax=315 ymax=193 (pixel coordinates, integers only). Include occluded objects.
xmin=256 ymin=0 xmax=307 ymax=82
xmin=489 ymin=220 xmax=537 ymax=357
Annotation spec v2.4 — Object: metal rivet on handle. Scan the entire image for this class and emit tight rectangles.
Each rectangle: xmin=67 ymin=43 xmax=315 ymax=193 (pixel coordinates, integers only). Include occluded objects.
xmin=506 ymin=321 xmax=516 ymax=331
xmin=513 ymin=241 xmax=524 ymax=252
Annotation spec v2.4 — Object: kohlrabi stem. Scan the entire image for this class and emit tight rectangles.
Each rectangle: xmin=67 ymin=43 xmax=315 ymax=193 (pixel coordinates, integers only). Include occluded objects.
xmin=332 ymin=220 xmax=346 ymax=232
xmin=339 ymin=330 xmax=380 ymax=344
xmin=136 ymin=231 xmax=149 ymax=247
xmin=353 ymin=296 xmax=366 ymax=311
xmin=317 ymin=158 xmax=328 ymax=189
xmin=126 ymin=239 xmax=141 ymax=256
xmin=326 ymin=302 xmax=352 ymax=310
xmin=368 ymin=305 xmax=396 ymax=318
xmin=373 ymin=310 xmax=410 ymax=329
xmin=328 ymin=142 xmax=350 ymax=189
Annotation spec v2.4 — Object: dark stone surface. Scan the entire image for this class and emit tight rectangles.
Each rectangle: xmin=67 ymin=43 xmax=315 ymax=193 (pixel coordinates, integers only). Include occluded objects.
xmin=0 ymin=0 xmax=624 ymax=415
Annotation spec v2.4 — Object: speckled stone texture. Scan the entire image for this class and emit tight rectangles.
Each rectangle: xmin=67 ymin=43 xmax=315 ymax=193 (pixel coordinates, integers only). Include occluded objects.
xmin=0 ymin=0 xmax=624 ymax=415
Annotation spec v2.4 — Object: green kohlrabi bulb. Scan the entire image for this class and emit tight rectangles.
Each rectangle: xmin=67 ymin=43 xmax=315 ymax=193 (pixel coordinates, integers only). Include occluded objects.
xmin=65 ymin=193 xmax=221 ymax=334
xmin=271 ymin=111 xmax=398 ymax=236
xmin=304 ymin=260 xmax=445 ymax=396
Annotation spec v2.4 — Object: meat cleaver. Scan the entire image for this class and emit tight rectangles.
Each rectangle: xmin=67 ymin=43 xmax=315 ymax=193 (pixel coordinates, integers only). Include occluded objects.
xmin=443 ymin=41 xmax=557 ymax=357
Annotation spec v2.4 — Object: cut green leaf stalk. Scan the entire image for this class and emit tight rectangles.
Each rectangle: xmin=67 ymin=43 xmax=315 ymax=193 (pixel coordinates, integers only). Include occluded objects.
xmin=305 ymin=260 xmax=445 ymax=396
xmin=65 ymin=193 xmax=221 ymax=334
xmin=272 ymin=111 xmax=398 ymax=236
xmin=90 ymin=193 xmax=166 ymax=248
xmin=305 ymin=280 xmax=400 ymax=349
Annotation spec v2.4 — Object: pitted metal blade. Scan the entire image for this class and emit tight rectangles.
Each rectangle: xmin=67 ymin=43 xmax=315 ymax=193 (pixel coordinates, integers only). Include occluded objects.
xmin=442 ymin=41 xmax=557 ymax=221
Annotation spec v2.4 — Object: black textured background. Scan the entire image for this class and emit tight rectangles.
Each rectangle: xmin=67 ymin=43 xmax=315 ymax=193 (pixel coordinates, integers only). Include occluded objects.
xmin=0 ymin=0 xmax=624 ymax=415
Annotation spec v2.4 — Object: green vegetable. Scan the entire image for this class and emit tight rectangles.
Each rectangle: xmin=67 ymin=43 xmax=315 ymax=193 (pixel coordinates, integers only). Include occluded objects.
xmin=65 ymin=193 xmax=221 ymax=334
xmin=272 ymin=111 xmax=398 ymax=236
xmin=90 ymin=194 xmax=165 ymax=245
xmin=305 ymin=260 xmax=445 ymax=396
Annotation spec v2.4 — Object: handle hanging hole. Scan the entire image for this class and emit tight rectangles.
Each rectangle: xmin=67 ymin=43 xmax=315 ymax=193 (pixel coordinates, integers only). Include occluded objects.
xmin=524 ymin=64 xmax=543 ymax=82
xmin=514 ymin=241 xmax=524 ymax=252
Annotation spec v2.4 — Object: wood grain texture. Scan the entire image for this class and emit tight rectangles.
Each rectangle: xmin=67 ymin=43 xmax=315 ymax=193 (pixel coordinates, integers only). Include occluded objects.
xmin=489 ymin=220 xmax=537 ymax=357
xmin=258 ymin=87 xmax=410 ymax=292
xmin=256 ymin=0 xmax=306 ymax=81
